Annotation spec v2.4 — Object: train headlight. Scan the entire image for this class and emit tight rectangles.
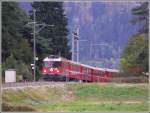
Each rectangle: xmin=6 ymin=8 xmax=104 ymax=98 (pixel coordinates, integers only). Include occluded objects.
xmin=43 ymin=69 xmax=47 ymax=73
xmin=56 ymin=70 xmax=59 ymax=73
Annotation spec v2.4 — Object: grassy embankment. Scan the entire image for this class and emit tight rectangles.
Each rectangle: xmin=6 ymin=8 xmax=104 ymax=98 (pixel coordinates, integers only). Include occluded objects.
xmin=2 ymin=83 xmax=148 ymax=112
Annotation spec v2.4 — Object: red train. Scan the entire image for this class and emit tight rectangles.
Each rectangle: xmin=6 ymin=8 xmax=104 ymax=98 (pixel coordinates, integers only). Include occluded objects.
xmin=41 ymin=55 xmax=119 ymax=82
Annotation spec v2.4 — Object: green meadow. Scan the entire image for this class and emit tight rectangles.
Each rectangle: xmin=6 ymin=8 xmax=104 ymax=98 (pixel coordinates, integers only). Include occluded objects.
xmin=2 ymin=83 xmax=148 ymax=112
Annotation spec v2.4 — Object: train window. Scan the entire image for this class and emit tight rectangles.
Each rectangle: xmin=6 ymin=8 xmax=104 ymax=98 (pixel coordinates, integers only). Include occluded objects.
xmin=44 ymin=61 xmax=51 ymax=67
xmin=53 ymin=62 xmax=61 ymax=67
xmin=44 ymin=61 xmax=61 ymax=68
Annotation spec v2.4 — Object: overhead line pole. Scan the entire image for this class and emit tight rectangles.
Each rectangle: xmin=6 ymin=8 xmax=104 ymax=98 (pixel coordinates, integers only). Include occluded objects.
xmin=72 ymin=31 xmax=75 ymax=61
xmin=26 ymin=9 xmax=54 ymax=82
xmin=76 ymin=26 xmax=79 ymax=62
xmin=33 ymin=9 xmax=36 ymax=82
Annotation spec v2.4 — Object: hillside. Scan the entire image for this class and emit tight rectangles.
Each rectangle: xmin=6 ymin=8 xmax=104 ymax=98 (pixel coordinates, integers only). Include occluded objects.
xmin=64 ymin=2 xmax=143 ymax=69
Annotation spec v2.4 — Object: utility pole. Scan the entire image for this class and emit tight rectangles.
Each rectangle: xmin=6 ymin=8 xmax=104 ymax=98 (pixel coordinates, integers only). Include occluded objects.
xmin=76 ymin=26 xmax=79 ymax=62
xmin=26 ymin=9 xmax=54 ymax=81
xmin=33 ymin=9 xmax=36 ymax=81
xmin=72 ymin=31 xmax=75 ymax=61
xmin=72 ymin=26 xmax=83 ymax=83
xmin=72 ymin=26 xmax=79 ymax=62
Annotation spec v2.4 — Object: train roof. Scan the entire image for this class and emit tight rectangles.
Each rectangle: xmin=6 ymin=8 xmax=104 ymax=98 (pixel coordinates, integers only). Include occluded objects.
xmin=43 ymin=56 xmax=119 ymax=73
xmin=68 ymin=59 xmax=119 ymax=73
xmin=43 ymin=57 xmax=62 ymax=61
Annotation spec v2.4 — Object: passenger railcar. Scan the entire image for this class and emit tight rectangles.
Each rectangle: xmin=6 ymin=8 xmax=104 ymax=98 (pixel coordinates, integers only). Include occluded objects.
xmin=41 ymin=55 xmax=119 ymax=82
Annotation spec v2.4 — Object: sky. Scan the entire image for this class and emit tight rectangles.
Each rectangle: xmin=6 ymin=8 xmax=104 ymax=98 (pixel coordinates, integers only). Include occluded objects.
xmin=19 ymin=1 xmax=142 ymax=69
xmin=19 ymin=2 xmax=32 ymax=13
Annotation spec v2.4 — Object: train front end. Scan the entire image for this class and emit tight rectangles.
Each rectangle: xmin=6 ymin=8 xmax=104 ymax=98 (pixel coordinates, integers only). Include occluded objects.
xmin=42 ymin=56 xmax=62 ymax=75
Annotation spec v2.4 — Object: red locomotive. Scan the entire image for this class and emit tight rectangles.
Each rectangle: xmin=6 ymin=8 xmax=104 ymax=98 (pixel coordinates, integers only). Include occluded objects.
xmin=41 ymin=55 xmax=119 ymax=82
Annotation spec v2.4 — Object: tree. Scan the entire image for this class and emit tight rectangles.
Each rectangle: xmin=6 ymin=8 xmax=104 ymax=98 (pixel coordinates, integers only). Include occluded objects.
xmin=121 ymin=2 xmax=148 ymax=76
xmin=130 ymin=2 xmax=148 ymax=35
xmin=2 ymin=2 xmax=33 ymax=63
xmin=17 ymin=63 xmax=33 ymax=80
xmin=2 ymin=54 xmax=17 ymax=80
xmin=2 ymin=2 xmax=26 ymax=61
xmin=2 ymin=2 xmax=33 ymax=80
xmin=29 ymin=2 xmax=71 ymax=67
xmin=120 ymin=35 xmax=148 ymax=76
xmin=2 ymin=54 xmax=33 ymax=81
xmin=3 ymin=54 xmax=18 ymax=70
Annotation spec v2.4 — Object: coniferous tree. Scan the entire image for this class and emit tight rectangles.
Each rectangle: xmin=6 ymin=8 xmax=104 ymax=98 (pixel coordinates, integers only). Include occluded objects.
xmin=30 ymin=2 xmax=71 ymax=62
xmin=2 ymin=2 xmax=33 ymax=80
xmin=130 ymin=2 xmax=149 ymax=35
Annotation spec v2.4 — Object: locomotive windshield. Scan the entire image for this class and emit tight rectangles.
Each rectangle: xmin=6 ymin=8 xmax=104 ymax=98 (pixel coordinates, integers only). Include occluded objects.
xmin=44 ymin=61 xmax=61 ymax=68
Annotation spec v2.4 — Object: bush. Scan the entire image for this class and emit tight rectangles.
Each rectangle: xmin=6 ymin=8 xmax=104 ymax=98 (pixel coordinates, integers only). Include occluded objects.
xmin=17 ymin=63 xmax=33 ymax=81
xmin=35 ymin=66 xmax=42 ymax=81
xmin=2 ymin=54 xmax=33 ymax=81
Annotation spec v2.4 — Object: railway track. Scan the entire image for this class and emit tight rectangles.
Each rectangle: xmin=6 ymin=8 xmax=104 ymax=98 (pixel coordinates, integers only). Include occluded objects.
xmin=2 ymin=81 xmax=78 ymax=89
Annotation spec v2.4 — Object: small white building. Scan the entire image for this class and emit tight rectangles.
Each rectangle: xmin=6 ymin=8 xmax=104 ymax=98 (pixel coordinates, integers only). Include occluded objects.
xmin=5 ymin=69 xmax=16 ymax=83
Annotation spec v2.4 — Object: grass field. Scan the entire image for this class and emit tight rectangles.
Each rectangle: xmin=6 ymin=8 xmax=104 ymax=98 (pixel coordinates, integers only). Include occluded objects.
xmin=2 ymin=83 xmax=148 ymax=112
